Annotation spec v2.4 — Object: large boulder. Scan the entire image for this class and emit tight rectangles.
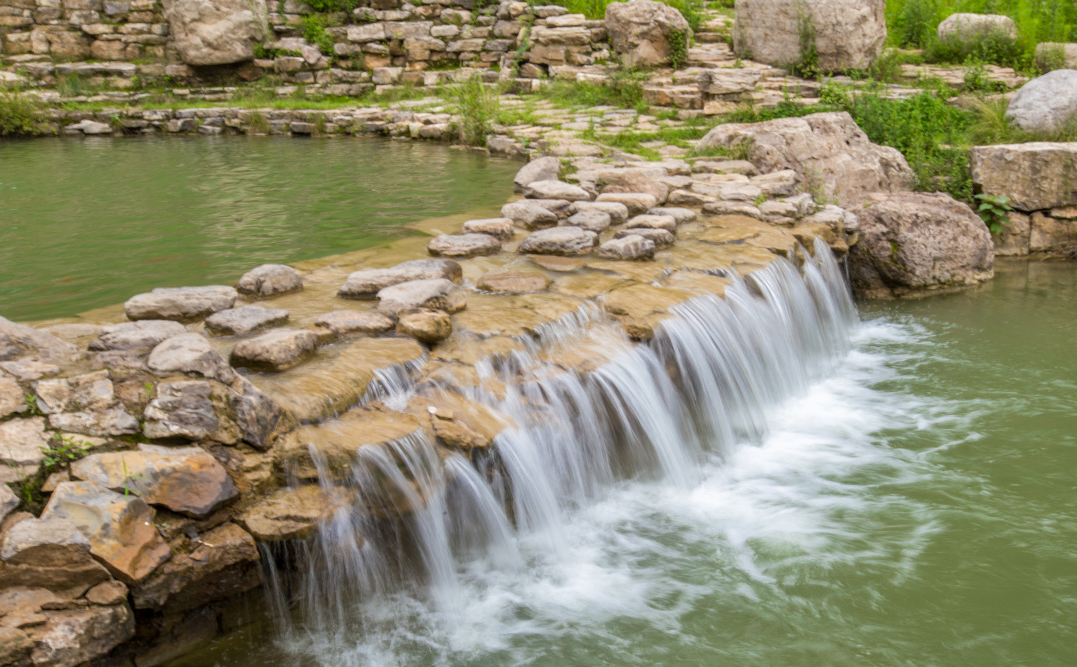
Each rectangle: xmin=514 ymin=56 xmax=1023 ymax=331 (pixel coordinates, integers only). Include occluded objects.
xmin=696 ymin=112 xmax=914 ymax=205
xmin=937 ymin=13 xmax=1017 ymax=44
xmin=41 ymin=481 xmax=171 ymax=584
xmin=1005 ymin=70 xmax=1077 ymax=135
xmin=847 ymin=192 xmax=994 ymax=298
xmin=733 ymin=0 xmax=886 ymax=72
xmin=24 ymin=603 xmax=134 ymax=667
xmin=604 ymin=0 xmax=691 ymax=68
xmin=163 ymin=0 xmax=269 ymax=66
xmin=970 ymin=143 xmax=1077 ymax=212
xmin=596 ymin=235 xmax=656 ymax=260
xmin=72 ymin=444 xmax=237 ymax=518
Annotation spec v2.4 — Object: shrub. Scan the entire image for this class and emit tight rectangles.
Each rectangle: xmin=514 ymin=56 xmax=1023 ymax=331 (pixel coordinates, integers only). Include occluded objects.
xmin=301 ymin=13 xmax=339 ymax=56
xmin=0 ymin=89 xmax=43 ymax=136
xmin=450 ymin=74 xmax=500 ymax=146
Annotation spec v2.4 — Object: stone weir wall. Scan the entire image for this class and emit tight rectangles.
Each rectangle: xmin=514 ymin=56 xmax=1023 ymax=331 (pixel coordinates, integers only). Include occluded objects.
xmin=0 ymin=109 xmax=1007 ymax=665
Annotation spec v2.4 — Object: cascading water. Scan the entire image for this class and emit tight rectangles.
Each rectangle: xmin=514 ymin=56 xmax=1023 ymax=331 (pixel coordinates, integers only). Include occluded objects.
xmin=264 ymin=243 xmax=860 ymax=664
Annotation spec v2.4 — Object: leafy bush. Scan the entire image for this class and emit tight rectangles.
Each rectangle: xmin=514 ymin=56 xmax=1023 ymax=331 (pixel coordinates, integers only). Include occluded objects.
xmin=301 ymin=13 xmax=339 ymax=56
xmin=450 ymin=74 xmax=500 ymax=146
xmin=0 ymin=89 xmax=43 ymax=136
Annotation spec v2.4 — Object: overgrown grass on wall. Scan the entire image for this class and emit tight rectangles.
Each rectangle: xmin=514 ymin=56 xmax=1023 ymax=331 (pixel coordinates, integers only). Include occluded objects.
xmin=550 ymin=0 xmax=706 ymax=32
xmin=886 ymin=0 xmax=1077 ymax=67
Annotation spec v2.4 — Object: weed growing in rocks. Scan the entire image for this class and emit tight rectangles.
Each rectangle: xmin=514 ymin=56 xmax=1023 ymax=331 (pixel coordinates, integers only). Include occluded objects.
xmin=974 ymin=193 xmax=1014 ymax=234
xmin=540 ymin=68 xmax=651 ymax=113
xmin=0 ymin=89 xmax=43 ymax=136
xmin=668 ymin=29 xmax=689 ymax=69
xmin=450 ymin=74 xmax=500 ymax=146
xmin=967 ymin=96 xmax=1077 ymax=144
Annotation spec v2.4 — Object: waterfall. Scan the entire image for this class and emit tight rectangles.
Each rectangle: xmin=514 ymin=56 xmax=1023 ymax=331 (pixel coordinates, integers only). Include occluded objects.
xmin=264 ymin=243 xmax=858 ymax=651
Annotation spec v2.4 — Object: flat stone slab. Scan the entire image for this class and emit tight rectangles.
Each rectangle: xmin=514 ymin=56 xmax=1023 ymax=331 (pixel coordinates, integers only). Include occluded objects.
xmin=338 ymin=258 xmax=462 ymax=299
xmin=524 ymin=179 xmax=591 ymax=201
xmin=312 ymin=311 xmax=395 ymax=337
xmin=518 ymin=226 xmax=599 ymax=256
xmin=565 ymin=209 xmax=611 ymax=232
xmin=124 ymin=286 xmax=238 ymax=322
xmin=427 ymin=233 xmax=503 ymax=258
xmin=476 ymin=271 xmax=552 ymax=293
xmin=204 ymin=305 xmax=289 ymax=336
xmin=230 ymin=329 xmax=319 ymax=372
xmin=626 ymin=214 xmax=677 ymax=232
xmin=461 ymin=218 xmax=516 ymax=240
xmin=236 ymin=264 xmax=303 ymax=297
xmin=377 ymin=278 xmax=467 ymax=317
xmin=595 ymin=192 xmax=658 ymax=216
xmin=88 ymin=320 xmax=187 ymax=354
xmin=648 ymin=206 xmax=697 ymax=223
xmin=71 ymin=444 xmax=238 ymax=518
xmin=614 ymin=227 xmax=675 ymax=248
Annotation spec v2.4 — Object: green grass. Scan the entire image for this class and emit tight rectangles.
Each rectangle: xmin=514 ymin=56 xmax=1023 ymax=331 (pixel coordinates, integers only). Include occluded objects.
xmin=547 ymin=0 xmax=705 ymax=32
xmin=584 ymin=123 xmax=718 ymax=160
xmin=535 ymin=69 xmax=652 ymax=113
xmin=447 ymin=74 xmax=501 ymax=146
xmin=0 ymin=89 xmax=44 ymax=136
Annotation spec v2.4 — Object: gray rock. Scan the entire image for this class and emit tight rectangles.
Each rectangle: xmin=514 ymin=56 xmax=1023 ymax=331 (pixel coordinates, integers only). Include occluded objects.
xmin=614 ymin=227 xmax=675 ymax=248
xmin=783 ymin=192 xmax=816 ymax=217
xmin=0 ymin=376 xmax=24 ymax=419
xmin=703 ymin=201 xmax=764 ymax=218
xmin=338 ymin=259 xmax=463 ymax=298
xmin=596 ymin=235 xmax=656 ymax=260
xmin=377 ymin=279 xmax=468 ymax=317
xmin=518 ymin=226 xmax=599 ymax=256
xmin=524 ymin=180 xmax=592 ymax=202
xmin=0 ymin=417 xmax=50 ymax=484
xmin=34 ymin=371 xmax=139 ymax=437
xmin=0 ymin=315 xmax=79 ymax=362
xmin=88 ymin=320 xmax=187 ymax=354
xmin=692 ymin=159 xmax=758 ymax=175
xmin=0 ymin=333 xmax=18 ymax=361
xmin=124 ymin=286 xmax=238 ymax=322
xmin=500 ymin=201 xmax=559 ymax=229
xmin=71 ymin=444 xmax=238 ymax=518
xmin=147 ymin=333 xmax=236 ymax=383
xmin=568 ymin=200 xmax=631 ymax=224
xmin=427 ymin=233 xmax=503 ymax=258
xmin=236 ymin=263 xmax=304 ymax=297
xmin=848 ymin=192 xmax=994 ymax=298
xmin=0 ymin=359 xmax=60 ymax=382
xmin=604 ymin=0 xmax=690 ymax=68
xmin=461 ymin=218 xmax=516 ymax=240
xmin=142 ymin=381 xmax=220 ymax=441
xmin=970 ymin=142 xmax=1077 ymax=212
xmin=595 ymin=192 xmax=658 ymax=216
xmin=165 ymin=0 xmax=269 ymax=66
xmin=25 ymin=603 xmax=135 ymax=667
xmin=758 ymin=200 xmax=798 ymax=223
xmin=565 ymin=209 xmax=612 ymax=232
xmin=625 ymin=214 xmax=677 ymax=232
xmin=230 ymin=329 xmax=319 ymax=372
xmin=312 ymin=311 xmax=395 ymax=336
xmin=229 ymin=377 xmax=284 ymax=450
xmin=647 ymin=206 xmax=697 ymax=223
xmin=49 ymin=406 xmax=139 ymax=439
xmin=525 ymin=198 xmax=573 ymax=216
xmin=396 ymin=309 xmax=453 ymax=344
xmin=514 ymin=156 xmax=561 ymax=191
xmin=1005 ymin=70 xmax=1077 ymax=134
xmin=204 ymin=305 xmax=289 ymax=336
xmin=937 ymin=12 xmax=1017 ymax=43
xmin=0 ymin=516 xmax=91 ymax=563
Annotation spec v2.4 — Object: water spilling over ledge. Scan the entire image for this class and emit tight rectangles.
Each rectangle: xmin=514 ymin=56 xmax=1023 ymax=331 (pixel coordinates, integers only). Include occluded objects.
xmin=258 ymin=243 xmax=857 ymax=659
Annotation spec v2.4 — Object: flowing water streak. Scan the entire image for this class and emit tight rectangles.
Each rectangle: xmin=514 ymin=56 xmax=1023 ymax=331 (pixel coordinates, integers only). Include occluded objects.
xmin=268 ymin=242 xmax=859 ymax=649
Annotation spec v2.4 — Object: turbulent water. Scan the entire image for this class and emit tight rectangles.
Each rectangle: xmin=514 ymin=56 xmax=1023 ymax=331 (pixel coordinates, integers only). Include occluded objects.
xmin=168 ymin=258 xmax=1077 ymax=667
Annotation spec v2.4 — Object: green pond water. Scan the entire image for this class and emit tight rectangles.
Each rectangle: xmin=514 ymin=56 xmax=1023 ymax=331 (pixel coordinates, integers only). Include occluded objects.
xmin=0 ymin=136 xmax=519 ymax=322
xmin=166 ymin=261 xmax=1077 ymax=667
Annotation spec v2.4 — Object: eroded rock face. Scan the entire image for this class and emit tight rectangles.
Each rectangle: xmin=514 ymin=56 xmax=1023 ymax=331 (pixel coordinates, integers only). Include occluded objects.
xmin=204 ymin=305 xmax=289 ymax=336
xmin=970 ymin=143 xmax=1077 ymax=212
xmin=147 ymin=333 xmax=236 ymax=383
xmin=41 ymin=481 xmax=171 ymax=584
xmin=396 ymin=309 xmax=453 ymax=344
xmin=514 ymin=156 xmax=561 ymax=191
xmin=74 ymin=444 xmax=238 ymax=518
xmin=518 ymin=226 xmax=599 ymax=256
xmin=230 ymin=330 xmax=319 ymax=372
xmin=163 ymin=0 xmax=269 ymax=66
xmin=1005 ymin=70 xmax=1077 ymax=135
xmin=125 ymin=286 xmax=238 ymax=322
xmin=937 ymin=12 xmax=1017 ymax=43
xmin=376 ymin=279 xmax=468 ymax=317
xmin=236 ymin=264 xmax=303 ymax=297
xmin=427 ymin=233 xmax=503 ymax=258
xmin=338 ymin=259 xmax=463 ymax=298
xmin=597 ymin=235 xmax=656 ymax=260
xmin=733 ymin=0 xmax=886 ymax=72
xmin=697 ymin=112 xmax=914 ymax=205
xmin=848 ymin=192 xmax=994 ymax=298
xmin=88 ymin=321 xmax=187 ymax=354
xmin=604 ymin=0 xmax=691 ymax=68
xmin=132 ymin=522 xmax=259 ymax=613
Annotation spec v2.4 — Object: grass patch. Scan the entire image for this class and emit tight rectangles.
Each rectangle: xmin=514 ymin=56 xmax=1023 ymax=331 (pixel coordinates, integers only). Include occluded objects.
xmin=537 ymin=68 xmax=651 ymax=113
xmin=0 ymin=89 xmax=44 ymax=136
xmin=549 ymin=0 xmax=704 ymax=30
xmin=448 ymin=74 xmax=500 ymax=146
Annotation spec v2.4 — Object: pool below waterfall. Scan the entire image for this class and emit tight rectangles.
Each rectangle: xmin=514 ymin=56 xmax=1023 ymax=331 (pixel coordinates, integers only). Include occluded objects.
xmin=162 ymin=259 xmax=1077 ymax=667
xmin=0 ymin=136 xmax=519 ymax=322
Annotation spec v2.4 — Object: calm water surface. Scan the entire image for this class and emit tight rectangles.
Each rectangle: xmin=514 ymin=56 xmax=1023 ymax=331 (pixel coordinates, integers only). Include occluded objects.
xmin=0 ymin=136 xmax=518 ymax=321
xmin=166 ymin=261 xmax=1077 ymax=667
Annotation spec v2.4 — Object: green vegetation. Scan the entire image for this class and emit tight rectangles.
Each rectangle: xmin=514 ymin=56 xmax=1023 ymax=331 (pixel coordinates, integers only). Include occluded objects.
xmin=537 ymin=68 xmax=651 ymax=113
xmin=668 ymin=29 xmax=689 ymax=69
xmin=300 ymin=13 xmax=340 ymax=57
xmin=449 ymin=74 xmax=501 ymax=146
xmin=974 ymin=192 xmax=1014 ymax=234
xmin=548 ymin=0 xmax=704 ymax=31
xmin=0 ymin=89 xmax=43 ymax=136
xmin=40 ymin=435 xmax=91 ymax=473
xmin=583 ymin=122 xmax=717 ymax=159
